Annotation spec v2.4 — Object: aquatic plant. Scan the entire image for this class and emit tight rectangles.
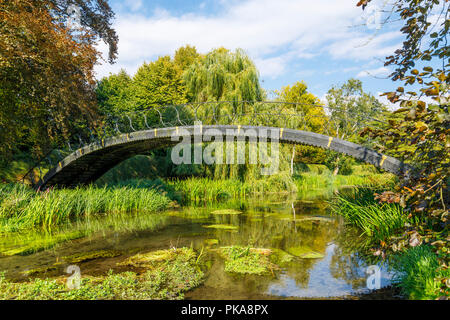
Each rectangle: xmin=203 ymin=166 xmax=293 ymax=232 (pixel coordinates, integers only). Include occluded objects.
xmin=218 ymin=246 xmax=277 ymax=275
xmin=330 ymin=188 xmax=408 ymax=244
xmin=391 ymin=245 xmax=449 ymax=300
xmin=0 ymin=247 xmax=205 ymax=300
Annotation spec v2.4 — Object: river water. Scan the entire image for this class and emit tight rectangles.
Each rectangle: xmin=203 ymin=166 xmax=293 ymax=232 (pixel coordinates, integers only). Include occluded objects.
xmin=0 ymin=191 xmax=393 ymax=299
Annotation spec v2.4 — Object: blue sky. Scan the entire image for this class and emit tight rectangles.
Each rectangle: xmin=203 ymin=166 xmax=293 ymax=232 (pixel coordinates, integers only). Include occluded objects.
xmin=95 ymin=0 xmax=442 ymax=105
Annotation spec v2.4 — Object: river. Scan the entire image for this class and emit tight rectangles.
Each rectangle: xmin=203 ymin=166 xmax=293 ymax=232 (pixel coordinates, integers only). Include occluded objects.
xmin=0 ymin=190 xmax=394 ymax=299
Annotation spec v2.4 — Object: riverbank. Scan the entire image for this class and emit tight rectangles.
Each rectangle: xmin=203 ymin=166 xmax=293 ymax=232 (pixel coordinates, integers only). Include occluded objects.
xmin=331 ymin=189 xmax=449 ymax=300
xmin=1 ymin=166 xmax=396 ymax=231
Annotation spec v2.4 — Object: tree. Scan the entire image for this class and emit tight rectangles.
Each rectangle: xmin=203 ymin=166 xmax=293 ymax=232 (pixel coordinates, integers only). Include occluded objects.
xmin=133 ymin=56 xmax=187 ymax=111
xmin=356 ymin=1 xmax=448 ymax=294
xmin=96 ymin=70 xmax=135 ymax=116
xmin=276 ymin=81 xmax=328 ymax=173
xmin=183 ymin=48 xmax=263 ymax=103
xmin=325 ymin=79 xmax=385 ymax=174
xmin=0 ymin=0 xmax=118 ymax=159
xmin=356 ymin=0 xmax=449 ymax=220
xmin=174 ymin=45 xmax=201 ymax=73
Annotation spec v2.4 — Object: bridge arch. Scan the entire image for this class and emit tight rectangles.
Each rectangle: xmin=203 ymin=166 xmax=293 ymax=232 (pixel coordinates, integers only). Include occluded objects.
xmin=35 ymin=125 xmax=408 ymax=189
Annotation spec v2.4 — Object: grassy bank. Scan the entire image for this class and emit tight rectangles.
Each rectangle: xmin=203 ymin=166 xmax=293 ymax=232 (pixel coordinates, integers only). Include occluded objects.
xmin=295 ymin=164 xmax=397 ymax=191
xmin=392 ymin=245 xmax=449 ymax=299
xmin=105 ymin=166 xmax=396 ymax=204
xmin=0 ymin=166 xmax=395 ymax=231
xmin=331 ymin=189 xmax=449 ymax=300
xmin=0 ymin=184 xmax=172 ymax=231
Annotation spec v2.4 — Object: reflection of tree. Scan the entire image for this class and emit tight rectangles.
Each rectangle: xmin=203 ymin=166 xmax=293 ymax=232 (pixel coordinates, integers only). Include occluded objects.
xmin=329 ymin=221 xmax=384 ymax=289
xmin=329 ymin=245 xmax=366 ymax=290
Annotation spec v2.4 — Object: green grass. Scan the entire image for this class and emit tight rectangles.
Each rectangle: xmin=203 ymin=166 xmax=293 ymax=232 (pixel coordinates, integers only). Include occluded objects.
xmin=0 ymin=184 xmax=172 ymax=231
xmin=391 ymin=245 xmax=449 ymax=300
xmin=330 ymin=188 xmax=408 ymax=244
xmin=294 ymin=166 xmax=397 ymax=192
xmin=166 ymin=171 xmax=298 ymax=203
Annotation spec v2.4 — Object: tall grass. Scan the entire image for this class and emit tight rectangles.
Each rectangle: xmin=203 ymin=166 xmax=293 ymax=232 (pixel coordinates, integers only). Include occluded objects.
xmin=0 ymin=184 xmax=171 ymax=231
xmin=167 ymin=171 xmax=297 ymax=203
xmin=330 ymin=188 xmax=408 ymax=243
xmin=294 ymin=169 xmax=397 ymax=192
xmin=391 ymin=245 xmax=448 ymax=299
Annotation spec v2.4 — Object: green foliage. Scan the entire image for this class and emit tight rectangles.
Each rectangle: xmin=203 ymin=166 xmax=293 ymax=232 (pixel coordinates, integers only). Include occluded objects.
xmin=331 ymin=189 xmax=409 ymax=244
xmin=96 ymin=70 xmax=135 ymax=115
xmin=183 ymin=48 xmax=263 ymax=102
xmin=95 ymin=155 xmax=159 ymax=185
xmin=0 ymin=184 xmax=172 ymax=231
xmin=168 ymin=172 xmax=298 ymax=203
xmin=324 ymin=79 xmax=386 ymax=175
xmin=326 ymin=78 xmax=385 ymax=142
xmin=133 ymin=56 xmax=188 ymax=110
xmin=294 ymin=168 xmax=396 ymax=191
xmin=392 ymin=245 xmax=449 ymax=299
xmin=174 ymin=45 xmax=201 ymax=72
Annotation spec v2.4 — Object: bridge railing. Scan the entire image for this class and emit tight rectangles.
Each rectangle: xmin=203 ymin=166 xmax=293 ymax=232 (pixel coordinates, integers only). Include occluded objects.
xmin=20 ymin=101 xmax=384 ymax=187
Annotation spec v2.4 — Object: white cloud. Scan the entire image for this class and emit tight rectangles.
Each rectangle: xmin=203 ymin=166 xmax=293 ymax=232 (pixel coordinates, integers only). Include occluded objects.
xmin=254 ymin=56 xmax=289 ymax=79
xmin=357 ymin=66 xmax=391 ymax=78
xmin=95 ymin=0 xmax=403 ymax=81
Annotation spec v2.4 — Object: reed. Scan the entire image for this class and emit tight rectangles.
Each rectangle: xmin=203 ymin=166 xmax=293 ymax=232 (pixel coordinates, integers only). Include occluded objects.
xmin=330 ymin=188 xmax=408 ymax=243
xmin=391 ymin=245 xmax=448 ymax=300
xmin=0 ymin=184 xmax=171 ymax=231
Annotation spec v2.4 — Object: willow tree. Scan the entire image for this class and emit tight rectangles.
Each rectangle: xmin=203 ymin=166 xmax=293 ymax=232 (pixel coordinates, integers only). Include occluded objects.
xmin=183 ymin=48 xmax=265 ymax=180
xmin=183 ymin=48 xmax=263 ymax=103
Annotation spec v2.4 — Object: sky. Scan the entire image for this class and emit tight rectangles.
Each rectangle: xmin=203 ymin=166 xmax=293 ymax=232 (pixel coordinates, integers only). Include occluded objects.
xmin=93 ymin=0 xmax=440 ymax=105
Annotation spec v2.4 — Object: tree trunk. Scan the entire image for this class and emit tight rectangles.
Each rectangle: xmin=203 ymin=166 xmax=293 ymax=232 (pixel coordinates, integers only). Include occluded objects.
xmin=290 ymin=146 xmax=295 ymax=175
xmin=333 ymin=156 xmax=340 ymax=176
xmin=333 ymin=165 xmax=340 ymax=176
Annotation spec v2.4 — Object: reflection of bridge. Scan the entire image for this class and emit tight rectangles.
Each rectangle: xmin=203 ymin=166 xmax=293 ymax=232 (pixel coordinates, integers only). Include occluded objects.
xmin=22 ymin=101 xmax=409 ymax=189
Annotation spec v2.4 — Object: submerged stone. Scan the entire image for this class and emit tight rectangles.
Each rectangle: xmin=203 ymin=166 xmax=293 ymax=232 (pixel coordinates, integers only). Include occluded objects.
xmin=270 ymin=249 xmax=295 ymax=265
xmin=286 ymin=246 xmax=324 ymax=259
xmin=210 ymin=209 xmax=242 ymax=215
xmin=22 ymin=266 xmax=58 ymax=276
xmin=58 ymin=249 xmax=122 ymax=264
xmin=204 ymin=239 xmax=219 ymax=246
xmin=203 ymin=224 xmax=238 ymax=231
